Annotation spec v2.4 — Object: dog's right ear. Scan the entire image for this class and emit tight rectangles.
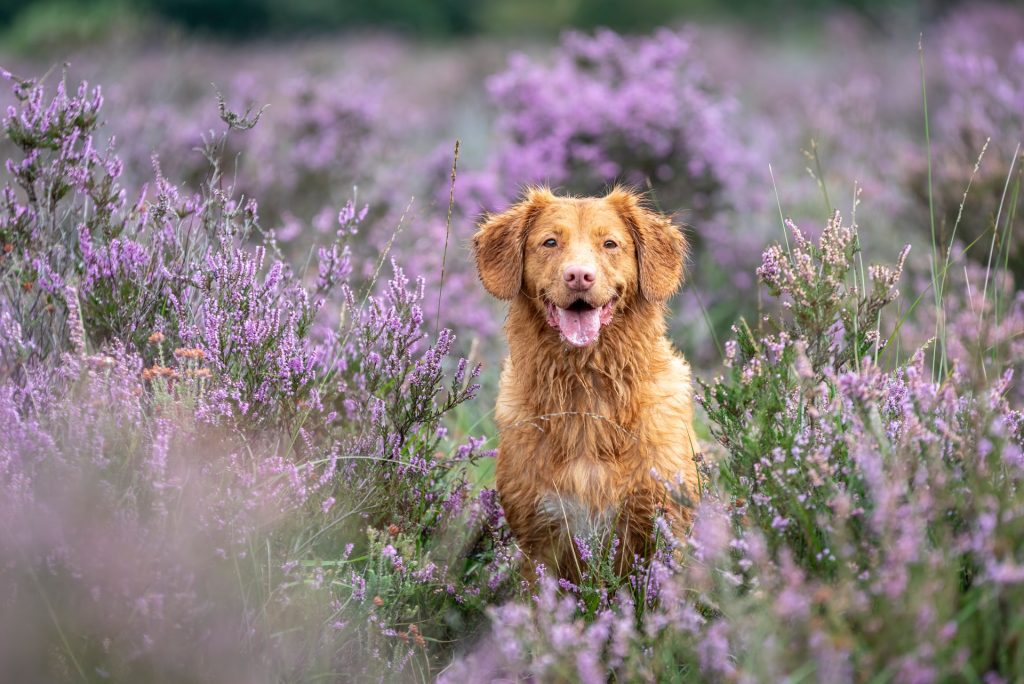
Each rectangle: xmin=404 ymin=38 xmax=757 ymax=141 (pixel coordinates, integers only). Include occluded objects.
xmin=473 ymin=187 xmax=553 ymax=300
xmin=604 ymin=186 xmax=687 ymax=303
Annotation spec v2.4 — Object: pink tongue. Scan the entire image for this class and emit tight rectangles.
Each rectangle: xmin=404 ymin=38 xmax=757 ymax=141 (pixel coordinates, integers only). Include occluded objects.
xmin=556 ymin=306 xmax=602 ymax=347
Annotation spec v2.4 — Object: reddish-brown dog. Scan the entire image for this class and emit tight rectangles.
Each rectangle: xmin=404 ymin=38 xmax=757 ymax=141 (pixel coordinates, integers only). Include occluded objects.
xmin=473 ymin=186 xmax=700 ymax=579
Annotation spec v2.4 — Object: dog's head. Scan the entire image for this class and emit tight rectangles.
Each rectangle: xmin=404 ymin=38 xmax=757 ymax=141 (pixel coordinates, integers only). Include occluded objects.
xmin=473 ymin=186 xmax=687 ymax=348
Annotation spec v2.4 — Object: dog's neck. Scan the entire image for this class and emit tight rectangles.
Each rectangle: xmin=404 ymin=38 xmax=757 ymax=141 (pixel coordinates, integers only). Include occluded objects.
xmin=505 ymin=294 xmax=671 ymax=413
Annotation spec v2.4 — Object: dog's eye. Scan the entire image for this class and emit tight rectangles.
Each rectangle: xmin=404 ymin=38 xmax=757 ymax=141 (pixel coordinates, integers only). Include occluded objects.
xmin=543 ymin=238 xmax=557 ymax=248
xmin=603 ymin=240 xmax=618 ymax=249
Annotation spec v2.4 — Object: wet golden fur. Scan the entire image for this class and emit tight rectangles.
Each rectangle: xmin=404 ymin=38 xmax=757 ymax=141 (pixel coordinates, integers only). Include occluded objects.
xmin=473 ymin=186 xmax=700 ymax=579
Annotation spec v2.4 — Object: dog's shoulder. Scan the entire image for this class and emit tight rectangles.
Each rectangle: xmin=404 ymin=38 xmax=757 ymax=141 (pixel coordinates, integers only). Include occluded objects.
xmin=637 ymin=343 xmax=698 ymax=466
xmin=494 ymin=355 xmax=526 ymax=427
xmin=642 ymin=342 xmax=693 ymax=406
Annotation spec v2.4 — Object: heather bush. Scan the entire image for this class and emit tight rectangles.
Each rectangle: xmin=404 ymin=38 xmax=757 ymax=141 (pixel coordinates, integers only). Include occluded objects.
xmin=0 ymin=69 xmax=317 ymax=421
xmin=899 ymin=258 xmax=1024 ymax=404
xmin=693 ymin=221 xmax=1024 ymax=677
xmin=0 ymin=69 xmax=512 ymax=681
xmin=910 ymin=3 xmax=1024 ymax=280
xmin=101 ymin=57 xmax=387 ymax=237
xmin=703 ymin=211 xmax=911 ymax=572
xmin=90 ymin=41 xmax=504 ymax=341
xmin=474 ymin=29 xmax=754 ymax=213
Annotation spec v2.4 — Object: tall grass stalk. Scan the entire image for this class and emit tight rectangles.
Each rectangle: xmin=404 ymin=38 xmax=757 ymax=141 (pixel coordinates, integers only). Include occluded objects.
xmin=769 ymin=162 xmax=792 ymax=258
xmin=435 ymin=139 xmax=460 ymax=333
xmin=994 ymin=165 xmax=1021 ymax=325
xmin=919 ymin=34 xmax=945 ymax=382
xmin=981 ymin=142 xmax=1020 ymax=334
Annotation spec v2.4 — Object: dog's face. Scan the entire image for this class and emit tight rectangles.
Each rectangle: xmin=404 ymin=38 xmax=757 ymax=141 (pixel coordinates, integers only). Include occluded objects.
xmin=473 ymin=187 xmax=687 ymax=348
xmin=523 ymin=198 xmax=636 ymax=347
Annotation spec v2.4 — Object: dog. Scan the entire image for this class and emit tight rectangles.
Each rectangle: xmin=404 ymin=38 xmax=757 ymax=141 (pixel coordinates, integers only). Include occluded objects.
xmin=473 ymin=186 xmax=700 ymax=580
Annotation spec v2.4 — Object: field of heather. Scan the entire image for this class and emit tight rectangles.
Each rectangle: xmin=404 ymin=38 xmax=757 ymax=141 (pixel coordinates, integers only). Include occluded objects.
xmin=1 ymin=2 xmax=1022 ymax=682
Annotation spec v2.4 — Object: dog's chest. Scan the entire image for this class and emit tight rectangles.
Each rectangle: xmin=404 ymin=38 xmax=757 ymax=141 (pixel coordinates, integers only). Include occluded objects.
xmin=535 ymin=456 xmax=621 ymax=539
xmin=537 ymin=492 xmax=617 ymax=540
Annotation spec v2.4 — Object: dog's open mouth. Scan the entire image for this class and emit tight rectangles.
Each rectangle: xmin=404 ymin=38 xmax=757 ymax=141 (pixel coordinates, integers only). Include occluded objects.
xmin=545 ymin=297 xmax=617 ymax=348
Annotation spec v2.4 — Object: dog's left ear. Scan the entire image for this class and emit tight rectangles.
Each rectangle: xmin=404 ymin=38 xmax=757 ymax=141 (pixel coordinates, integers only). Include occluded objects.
xmin=473 ymin=187 xmax=554 ymax=300
xmin=605 ymin=186 xmax=688 ymax=302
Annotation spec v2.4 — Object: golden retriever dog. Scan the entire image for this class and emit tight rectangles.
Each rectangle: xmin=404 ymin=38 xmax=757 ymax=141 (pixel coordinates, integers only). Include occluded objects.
xmin=473 ymin=186 xmax=700 ymax=580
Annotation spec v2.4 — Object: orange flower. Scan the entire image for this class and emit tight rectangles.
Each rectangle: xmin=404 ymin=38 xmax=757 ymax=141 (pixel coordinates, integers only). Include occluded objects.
xmin=173 ymin=347 xmax=206 ymax=361
xmin=142 ymin=365 xmax=178 ymax=382
xmin=408 ymin=623 xmax=426 ymax=648
xmin=147 ymin=331 xmax=165 ymax=344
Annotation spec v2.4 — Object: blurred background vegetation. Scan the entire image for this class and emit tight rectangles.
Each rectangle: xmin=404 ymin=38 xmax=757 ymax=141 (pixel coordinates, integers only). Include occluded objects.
xmin=0 ymin=0 xmax=1007 ymax=53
